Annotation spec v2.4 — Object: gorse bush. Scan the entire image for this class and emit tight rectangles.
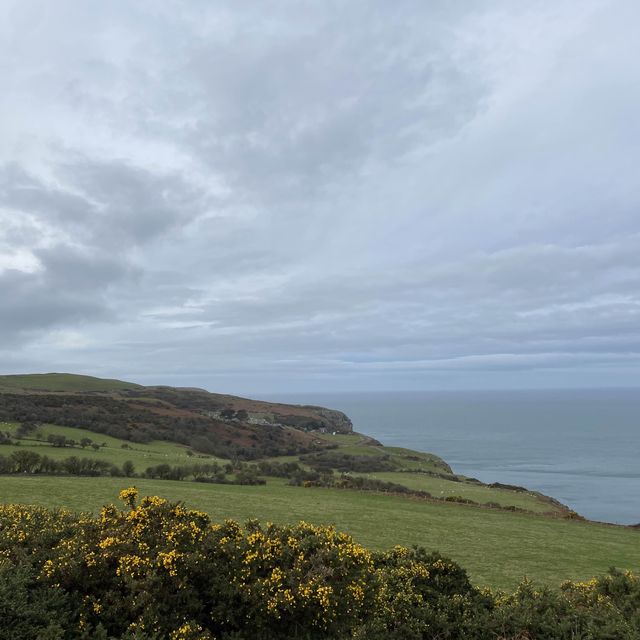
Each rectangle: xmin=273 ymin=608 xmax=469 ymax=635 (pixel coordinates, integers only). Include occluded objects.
xmin=0 ymin=490 xmax=638 ymax=639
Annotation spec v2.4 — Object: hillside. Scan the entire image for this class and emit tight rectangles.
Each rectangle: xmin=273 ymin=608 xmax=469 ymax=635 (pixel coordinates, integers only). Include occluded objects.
xmin=0 ymin=372 xmax=142 ymax=392
xmin=1 ymin=416 xmax=638 ymax=589
xmin=3 ymin=477 xmax=638 ymax=591
xmin=0 ymin=373 xmax=353 ymax=459
xmin=0 ymin=373 xmax=573 ymax=520
xmin=1 ymin=372 xmax=638 ymax=591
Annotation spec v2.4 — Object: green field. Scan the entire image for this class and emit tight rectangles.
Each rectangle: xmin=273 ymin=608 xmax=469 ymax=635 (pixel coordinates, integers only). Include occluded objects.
xmin=2 ymin=408 xmax=637 ymax=592
xmin=0 ymin=421 xmax=219 ymax=469
xmin=0 ymin=475 xmax=637 ymax=591
xmin=365 ymin=471 xmax=555 ymax=513
xmin=0 ymin=372 xmax=141 ymax=392
xmin=0 ymin=423 xmax=555 ymax=513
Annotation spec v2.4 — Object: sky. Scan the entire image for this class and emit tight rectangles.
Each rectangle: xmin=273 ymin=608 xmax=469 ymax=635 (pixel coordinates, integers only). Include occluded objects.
xmin=1 ymin=0 xmax=640 ymax=394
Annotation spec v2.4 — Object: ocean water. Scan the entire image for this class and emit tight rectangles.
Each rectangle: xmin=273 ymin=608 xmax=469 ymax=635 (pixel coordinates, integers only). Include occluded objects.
xmin=275 ymin=389 xmax=640 ymax=525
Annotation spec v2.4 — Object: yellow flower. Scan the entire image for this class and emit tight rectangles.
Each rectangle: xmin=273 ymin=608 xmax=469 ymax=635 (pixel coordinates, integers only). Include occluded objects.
xmin=98 ymin=536 xmax=118 ymax=549
xmin=158 ymin=549 xmax=183 ymax=577
xmin=119 ymin=487 xmax=139 ymax=508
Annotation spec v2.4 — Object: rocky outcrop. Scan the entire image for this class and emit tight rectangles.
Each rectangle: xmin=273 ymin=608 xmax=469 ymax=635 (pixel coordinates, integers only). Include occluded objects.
xmin=205 ymin=405 xmax=353 ymax=434
xmin=300 ymin=406 xmax=353 ymax=433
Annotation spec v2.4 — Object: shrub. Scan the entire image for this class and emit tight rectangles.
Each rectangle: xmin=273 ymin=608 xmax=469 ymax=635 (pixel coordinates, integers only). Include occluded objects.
xmin=444 ymin=495 xmax=477 ymax=505
xmin=0 ymin=491 xmax=637 ymax=639
xmin=353 ymin=547 xmax=493 ymax=639
xmin=492 ymin=577 xmax=639 ymax=639
xmin=37 ymin=489 xmax=377 ymax=639
xmin=300 ymin=451 xmax=396 ymax=473
xmin=0 ymin=561 xmax=73 ymax=639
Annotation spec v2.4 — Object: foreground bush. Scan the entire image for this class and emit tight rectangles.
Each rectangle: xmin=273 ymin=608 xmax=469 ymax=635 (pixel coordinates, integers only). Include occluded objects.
xmin=0 ymin=490 xmax=638 ymax=639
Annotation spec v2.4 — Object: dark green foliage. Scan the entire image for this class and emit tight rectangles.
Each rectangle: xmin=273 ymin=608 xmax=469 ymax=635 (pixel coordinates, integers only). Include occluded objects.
xmin=354 ymin=547 xmax=494 ymax=640
xmin=122 ymin=460 xmax=136 ymax=477
xmin=48 ymin=434 xmax=76 ymax=447
xmin=0 ymin=451 xmax=122 ymax=477
xmin=144 ymin=463 xmax=189 ymax=481
xmin=144 ymin=462 xmax=266 ymax=485
xmin=0 ymin=392 xmax=326 ymax=461
xmin=0 ymin=562 xmax=72 ymax=640
xmin=15 ymin=421 xmax=38 ymax=438
xmin=336 ymin=475 xmax=431 ymax=496
xmin=445 ymin=495 xmax=477 ymax=505
xmin=300 ymin=451 xmax=397 ymax=472
xmin=0 ymin=495 xmax=638 ymax=639
xmin=233 ymin=467 xmax=266 ymax=485
xmin=492 ymin=579 xmax=639 ymax=639
xmin=256 ymin=460 xmax=302 ymax=477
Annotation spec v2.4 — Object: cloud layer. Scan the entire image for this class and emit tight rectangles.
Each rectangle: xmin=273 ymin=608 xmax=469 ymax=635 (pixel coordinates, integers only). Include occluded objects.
xmin=2 ymin=0 xmax=639 ymax=392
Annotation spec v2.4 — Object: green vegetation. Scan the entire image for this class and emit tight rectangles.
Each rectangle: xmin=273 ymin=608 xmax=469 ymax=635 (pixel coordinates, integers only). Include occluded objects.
xmin=0 ymin=382 xmax=334 ymax=459
xmin=0 ymin=371 xmax=637 ymax=608
xmin=368 ymin=472 xmax=553 ymax=513
xmin=1 ymin=476 xmax=638 ymax=590
xmin=0 ymin=489 xmax=638 ymax=639
xmin=0 ymin=420 xmax=556 ymax=514
xmin=0 ymin=373 xmax=141 ymax=392
xmin=0 ymin=421 xmax=206 ymax=469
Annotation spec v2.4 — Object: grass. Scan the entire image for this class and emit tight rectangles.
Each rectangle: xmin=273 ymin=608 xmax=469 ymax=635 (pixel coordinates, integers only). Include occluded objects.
xmin=0 ymin=422 xmax=559 ymax=513
xmin=315 ymin=434 xmax=453 ymax=474
xmin=0 ymin=373 xmax=141 ymax=392
xmin=0 ymin=422 xmax=215 ymax=469
xmin=368 ymin=471 xmax=554 ymax=513
xmin=0 ymin=475 xmax=637 ymax=591
xmin=2 ymin=418 xmax=635 ymax=591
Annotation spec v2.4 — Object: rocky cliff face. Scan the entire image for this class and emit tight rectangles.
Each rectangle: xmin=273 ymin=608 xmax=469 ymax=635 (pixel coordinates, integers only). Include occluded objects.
xmin=300 ymin=406 xmax=353 ymax=433
xmin=205 ymin=403 xmax=353 ymax=434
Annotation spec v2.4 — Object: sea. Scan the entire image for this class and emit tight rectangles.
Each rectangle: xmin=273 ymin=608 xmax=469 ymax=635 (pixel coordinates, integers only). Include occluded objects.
xmin=274 ymin=389 xmax=640 ymax=525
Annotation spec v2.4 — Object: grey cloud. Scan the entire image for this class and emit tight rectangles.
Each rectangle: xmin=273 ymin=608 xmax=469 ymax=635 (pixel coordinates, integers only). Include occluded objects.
xmin=0 ymin=165 xmax=90 ymax=226
xmin=60 ymin=159 xmax=211 ymax=245
xmin=180 ymin=9 xmax=487 ymax=205
xmin=0 ymin=264 xmax=112 ymax=342
xmin=1 ymin=0 xmax=639 ymax=392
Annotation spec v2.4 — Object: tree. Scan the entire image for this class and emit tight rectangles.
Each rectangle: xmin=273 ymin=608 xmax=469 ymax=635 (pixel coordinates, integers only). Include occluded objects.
xmin=47 ymin=435 xmax=68 ymax=448
xmin=10 ymin=450 xmax=42 ymax=473
xmin=122 ymin=461 xmax=135 ymax=477
xmin=16 ymin=421 xmax=37 ymax=439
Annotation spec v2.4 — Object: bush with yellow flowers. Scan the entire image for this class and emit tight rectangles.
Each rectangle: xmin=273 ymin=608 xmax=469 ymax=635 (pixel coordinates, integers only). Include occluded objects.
xmin=489 ymin=574 xmax=640 ymax=639
xmin=0 ymin=489 xmax=639 ymax=640
xmin=34 ymin=488 xmax=378 ymax=639
xmin=352 ymin=546 xmax=495 ymax=639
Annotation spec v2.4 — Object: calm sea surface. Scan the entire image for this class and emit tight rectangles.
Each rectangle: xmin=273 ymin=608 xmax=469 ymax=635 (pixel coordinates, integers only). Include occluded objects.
xmin=274 ymin=389 xmax=640 ymax=525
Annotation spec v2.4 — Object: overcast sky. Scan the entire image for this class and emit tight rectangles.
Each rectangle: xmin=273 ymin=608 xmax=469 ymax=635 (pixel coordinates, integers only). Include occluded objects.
xmin=1 ymin=0 xmax=639 ymax=394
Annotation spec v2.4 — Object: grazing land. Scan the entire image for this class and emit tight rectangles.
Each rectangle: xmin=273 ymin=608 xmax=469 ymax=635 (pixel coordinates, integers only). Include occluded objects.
xmin=0 ymin=372 xmax=142 ymax=392
xmin=1 ymin=476 xmax=639 ymax=590
xmin=0 ymin=372 xmax=638 ymax=591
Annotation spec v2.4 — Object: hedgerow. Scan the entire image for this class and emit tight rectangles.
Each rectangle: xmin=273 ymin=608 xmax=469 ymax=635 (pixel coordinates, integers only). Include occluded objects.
xmin=0 ymin=490 xmax=638 ymax=639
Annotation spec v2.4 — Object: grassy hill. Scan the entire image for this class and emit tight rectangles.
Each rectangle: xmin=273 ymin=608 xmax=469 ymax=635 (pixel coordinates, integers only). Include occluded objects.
xmin=1 ymin=476 xmax=638 ymax=590
xmin=0 ymin=372 xmax=141 ymax=392
xmin=0 ymin=372 xmax=638 ymax=591
xmin=0 ymin=373 xmax=354 ymax=459
xmin=0 ymin=420 xmax=201 ymax=468
xmin=1 ymin=418 xmax=638 ymax=590
xmin=0 ymin=420 xmax=547 ymax=512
